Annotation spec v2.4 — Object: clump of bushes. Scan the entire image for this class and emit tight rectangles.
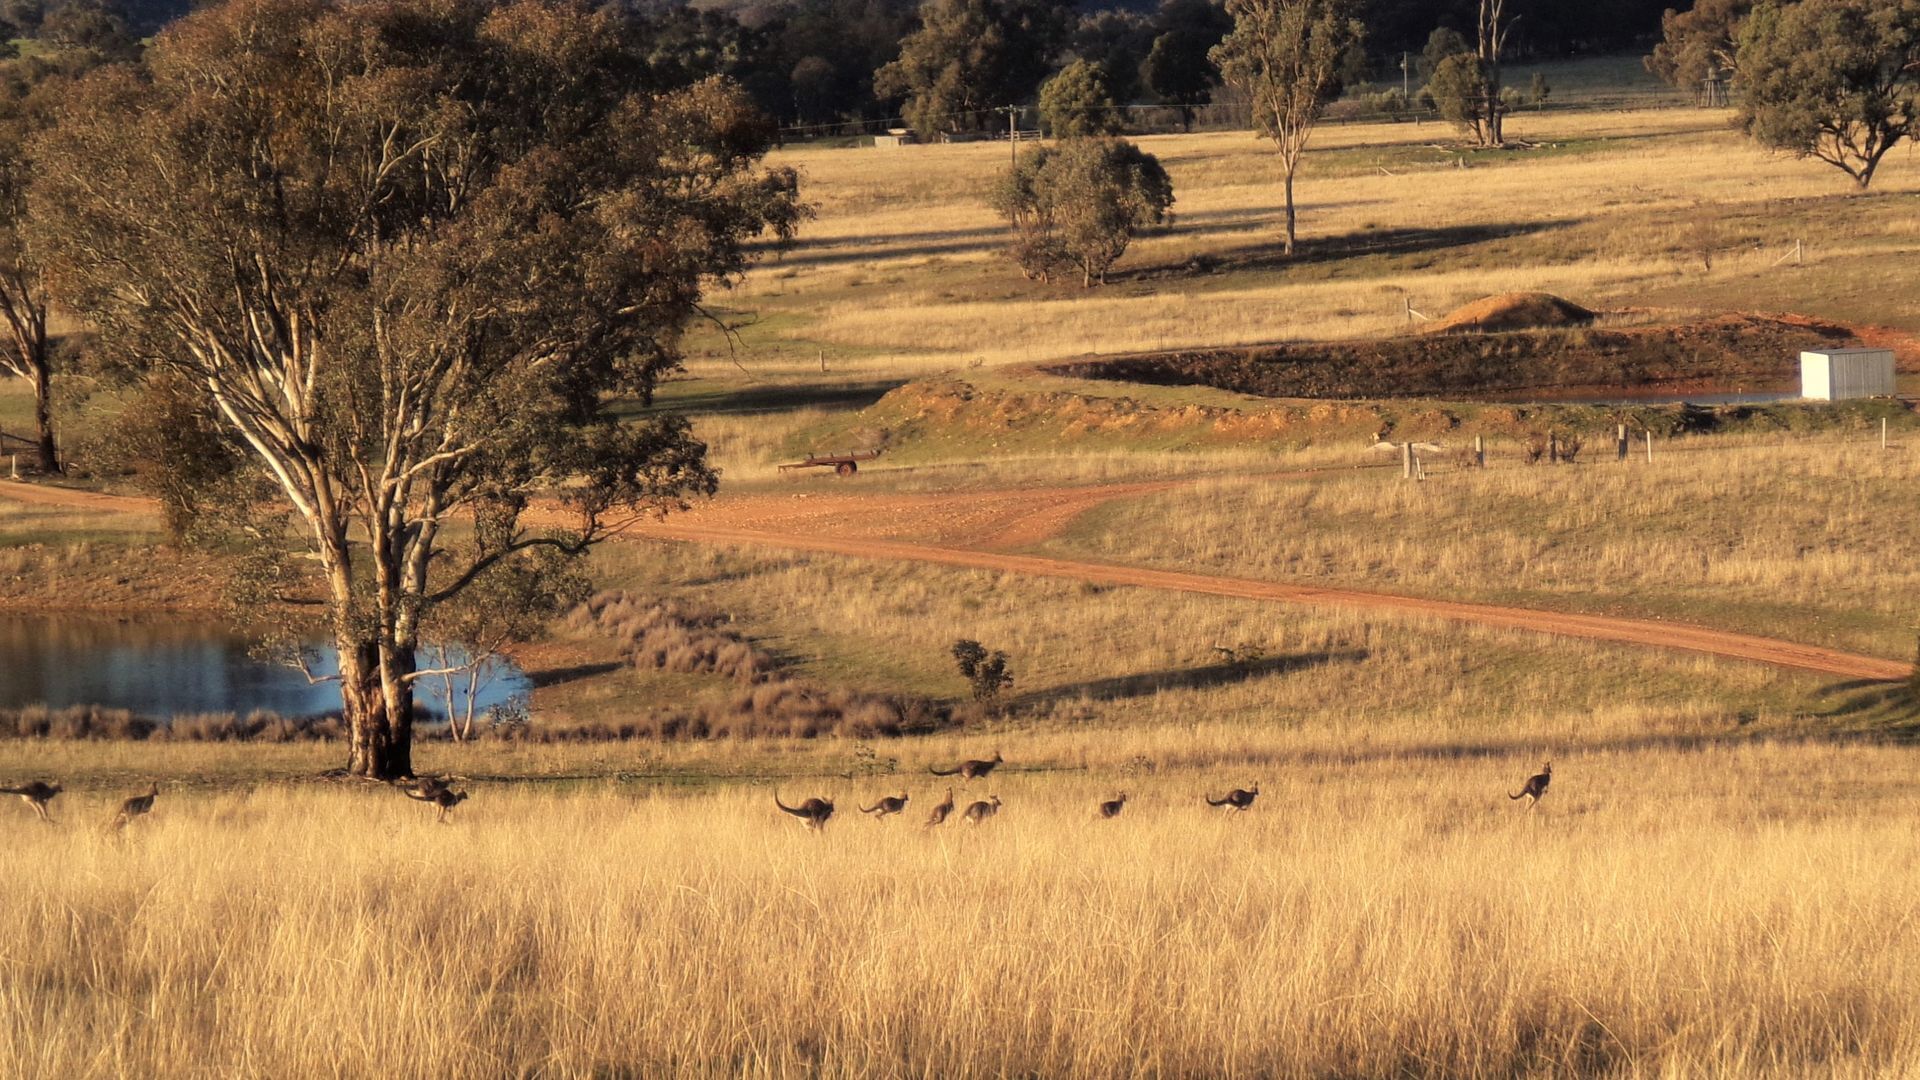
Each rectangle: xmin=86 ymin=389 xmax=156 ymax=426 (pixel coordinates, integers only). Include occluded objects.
xmin=953 ymin=639 xmax=1014 ymax=702
xmin=564 ymin=591 xmax=776 ymax=682
xmin=566 ymin=591 xmax=959 ymax=739
xmin=0 ymin=704 xmax=343 ymax=742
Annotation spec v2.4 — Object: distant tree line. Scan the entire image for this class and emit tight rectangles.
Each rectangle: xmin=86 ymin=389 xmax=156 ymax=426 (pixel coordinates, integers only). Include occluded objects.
xmin=0 ymin=0 xmax=1811 ymax=145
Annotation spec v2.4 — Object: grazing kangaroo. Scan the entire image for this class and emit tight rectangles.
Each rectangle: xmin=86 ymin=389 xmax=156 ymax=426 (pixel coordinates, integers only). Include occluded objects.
xmin=861 ymin=792 xmax=910 ymax=819
xmin=404 ymin=785 xmax=470 ymax=823
xmin=1 ymin=780 xmax=61 ymax=823
xmin=107 ymin=783 xmax=160 ymax=832
xmin=961 ymin=795 xmax=1002 ymax=824
xmin=774 ymin=793 xmax=835 ymax=830
xmin=1510 ymin=761 xmax=1552 ymax=808
xmin=1205 ymin=784 xmax=1259 ymax=811
xmin=1098 ymin=793 xmax=1128 ymax=819
xmin=930 ymin=751 xmax=1003 ymax=781
xmin=924 ymin=788 xmax=955 ymax=827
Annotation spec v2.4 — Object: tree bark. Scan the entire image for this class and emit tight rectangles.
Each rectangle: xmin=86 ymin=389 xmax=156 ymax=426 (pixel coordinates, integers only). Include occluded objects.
xmin=1282 ymin=167 xmax=1297 ymax=256
xmin=341 ymin=640 xmax=415 ymax=779
xmin=30 ymin=357 xmax=55 ymax=473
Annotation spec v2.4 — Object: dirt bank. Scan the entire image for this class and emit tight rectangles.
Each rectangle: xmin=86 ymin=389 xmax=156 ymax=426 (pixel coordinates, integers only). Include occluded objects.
xmin=1050 ymin=314 xmax=1860 ymax=400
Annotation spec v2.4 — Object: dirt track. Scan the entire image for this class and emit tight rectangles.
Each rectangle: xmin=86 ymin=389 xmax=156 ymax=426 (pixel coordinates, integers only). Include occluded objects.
xmin=4 ymin=475 xmax=1907 ymax=682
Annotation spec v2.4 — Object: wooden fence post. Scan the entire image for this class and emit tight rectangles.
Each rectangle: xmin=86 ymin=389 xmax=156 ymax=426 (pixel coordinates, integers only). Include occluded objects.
xmin=1616 ymin=423 xmax=1627 ymax=462
xmin=1474 ymin=434 xmax=1484 ymax=468
xmin=1645 ymin=430 xmax=1653 ymax=463
xmin=1402 ymin=442 xmax=1412 ymax=480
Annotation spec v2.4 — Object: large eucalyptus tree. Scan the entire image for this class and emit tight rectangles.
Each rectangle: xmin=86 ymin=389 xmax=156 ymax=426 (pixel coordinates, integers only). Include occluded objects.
xmin=31 ymin=0 xmax=804 ymax=778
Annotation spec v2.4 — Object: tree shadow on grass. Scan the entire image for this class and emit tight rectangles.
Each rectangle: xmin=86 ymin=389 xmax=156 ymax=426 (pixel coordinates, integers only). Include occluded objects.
xmin=1123 ymin=218 xmax=1577 ymax=280
xmin=760 ymin=202 xmax=1388 ymax=270
xmin=1804 ymin=680 xmax=1920 ymax=740
xmin=525 ymin=662 xmax=625 ymax=689
xmin=1019 ymin=648 xmax=1372 ymax=709
xmin=617 ymin=379 xmax=903 ymax=420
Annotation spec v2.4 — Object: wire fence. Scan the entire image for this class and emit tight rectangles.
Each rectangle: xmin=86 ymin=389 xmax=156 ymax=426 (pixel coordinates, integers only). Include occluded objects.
xmin=778 ymin=84 xmax=1710 ymax=143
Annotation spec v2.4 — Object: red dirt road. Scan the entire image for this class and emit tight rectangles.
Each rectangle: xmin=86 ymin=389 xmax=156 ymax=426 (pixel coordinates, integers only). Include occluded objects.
xmin=4 ymin=475 xmax=1906 ymax=682
xmin=632 ymin=517 xmax=1907 ymax=683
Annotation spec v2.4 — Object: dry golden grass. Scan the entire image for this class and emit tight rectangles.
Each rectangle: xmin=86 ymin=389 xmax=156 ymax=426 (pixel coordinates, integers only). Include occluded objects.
xmin=4 ymin=740 xmax=1920 ymax=1078
xmin=578 ymin=536 xmax=1820 ymax=751
xmin=694 ymin=110 xmax=1920 ymax=379
xmin=1053 ymin=435 xmax=1920 ymax=657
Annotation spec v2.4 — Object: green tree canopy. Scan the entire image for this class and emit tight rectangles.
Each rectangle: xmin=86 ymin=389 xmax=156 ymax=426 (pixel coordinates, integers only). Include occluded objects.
xmin=1040 ymin=58 xmax=1124 ymax=136
xmin=1646 ymin=0 xmax=1752 ymax=91
xmin=1069 ymin=9 xmax=1153 ymax=104
xmin=1428 ymin=51 xmax=1492 ymax=140
xmin=1210 ymin=0 xmax=1363 ymax=254
xmin=874 ymin=0 xmax=1073 ymax=138
xmin=29 ymin=0 xmax=805 ymax=778
xmin=0 ymin=39 xmax=120 ymax=472
xmin=990 ymin=136 xmax=1173 ymax=286
xmin=1144 ymin=0 xmax=1231 ymax=131
xmin=1736 ymin=0 xmax=1919 ymax=188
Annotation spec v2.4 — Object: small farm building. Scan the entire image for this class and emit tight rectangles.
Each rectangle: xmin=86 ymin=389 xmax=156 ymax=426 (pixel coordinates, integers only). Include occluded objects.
xmin=1800 ymin=348 xmax=1895 ymax=401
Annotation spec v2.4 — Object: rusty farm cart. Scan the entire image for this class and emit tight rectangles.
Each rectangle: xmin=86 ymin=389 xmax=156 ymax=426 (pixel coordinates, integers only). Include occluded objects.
xmin=778 ymin=448 xmax=882 ymax=477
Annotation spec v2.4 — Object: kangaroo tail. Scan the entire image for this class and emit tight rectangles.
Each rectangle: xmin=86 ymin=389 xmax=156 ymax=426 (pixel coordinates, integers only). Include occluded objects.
xmin=1205 ymin=795 xmax=1228 ymax=806
xmin=1509 ymin=791 xmax=1526 ymax=800
xmin=928 ymin=765 xmax=959 ymax=776
xmin=773 ymin=793 xmax=805 ymax=816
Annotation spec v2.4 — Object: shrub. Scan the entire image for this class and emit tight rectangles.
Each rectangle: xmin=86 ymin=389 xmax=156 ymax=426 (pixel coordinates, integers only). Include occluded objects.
xmin=989 ymin=137 xmax=1174 ymax=286
xmin=953 ymin=639 xmax=1015 ymax=702
xmin=1428 ymin=53 xmax=1492 ymax=143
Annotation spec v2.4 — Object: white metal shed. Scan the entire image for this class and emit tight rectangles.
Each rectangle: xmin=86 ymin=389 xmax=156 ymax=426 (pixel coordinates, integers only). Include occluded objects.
xmin=1800 ymin=348 xmax=1895 ymax=400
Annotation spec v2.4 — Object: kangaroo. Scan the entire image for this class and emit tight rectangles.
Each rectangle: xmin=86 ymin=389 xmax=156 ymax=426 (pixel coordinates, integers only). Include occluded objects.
xmin=775 ymin=792 xmax=835 ymax=830
xmin=930 ymin=751 xmax=1003 ymax=781
xmin=1205 ymin=784 xmax=1259 ymax=811
xmin=961 ymin=795 xmax=1002 ymax=824
xmin=403 ymin=785 xmax=469 ymax=823
xmin=1098 ymin=793 xmax=1128 ymax=819
xmin=1 ymin=780 xmax=61 ymax=823
xmin=107 ymin=783 xmax=160 ymax=832
xmin=398 ymin=776 xmax=452 ymax=800
xmin=861 ymin=792 xmax=910 ymax=819
xmin=924 ymin=788 xmax=955 ymax=827
xmin=1509 ymin=761 xmax=1552 ymax=808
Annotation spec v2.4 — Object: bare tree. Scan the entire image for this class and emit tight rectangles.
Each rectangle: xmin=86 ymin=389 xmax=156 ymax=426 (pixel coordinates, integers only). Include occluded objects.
xmin=0 ymin=53 xmax=102 ymax=473
xmin=1476 ymin=0 xmax=1516 ymax=147
xmin=31 ymin=0 xmax=803 ymax=779
xmin=1210 ymin=0 xmax=1364 ymax=255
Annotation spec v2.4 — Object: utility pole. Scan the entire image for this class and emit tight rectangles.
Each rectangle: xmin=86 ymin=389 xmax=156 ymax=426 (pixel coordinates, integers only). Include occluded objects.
xmin=1401 ymin=51 xmax=1410 ymax=102
xmin=999 ymin=104 xmax=1021 ymax=166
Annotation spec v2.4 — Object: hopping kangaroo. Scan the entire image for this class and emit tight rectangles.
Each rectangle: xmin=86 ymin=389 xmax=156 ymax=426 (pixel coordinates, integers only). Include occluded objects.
xmin=1205 ymin=784 xmax=1259 ymax=811
xmin=1098 ymin=793 xmax=1128 ymax=819
xmin=404 ymin=785 xmax=470 ymax=823
xmin=107 ymin=783 xmax=160 ymax=832
xmin=961 ymin=795 xmax=1002 ymax=824
xmin=775 ymin=793 xmax=836 ymax=830
xmin=2 ymin=780 xmax=61 ymax=823
xmin=924 ymin=788 xmax=955 ymax=827
xmin=930 ymin=752 xmax=1003 ymax=781
xmin=861 ymin=792 xmax=910 ymax=819
xmin=1509 ymin=762 xmax=1552 ymax=808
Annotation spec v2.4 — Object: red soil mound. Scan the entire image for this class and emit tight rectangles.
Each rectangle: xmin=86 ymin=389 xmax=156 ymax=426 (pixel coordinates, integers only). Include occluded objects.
xmin=1422 ymin=292 xmax=1596 ymax=335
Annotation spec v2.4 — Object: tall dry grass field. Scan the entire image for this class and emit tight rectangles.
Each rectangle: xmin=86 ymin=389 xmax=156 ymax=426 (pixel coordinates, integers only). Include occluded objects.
xmin=1060 ymin=437 xmax=1920 ymax=657
xmin=4 ymin=741 xmax=1920 ymax=1078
